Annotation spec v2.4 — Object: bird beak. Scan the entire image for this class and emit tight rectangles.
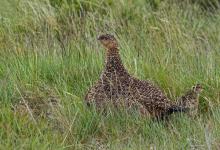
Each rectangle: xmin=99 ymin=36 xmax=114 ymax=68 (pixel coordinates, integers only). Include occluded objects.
xmin=97 ymin=36 xmax=101 ymax=40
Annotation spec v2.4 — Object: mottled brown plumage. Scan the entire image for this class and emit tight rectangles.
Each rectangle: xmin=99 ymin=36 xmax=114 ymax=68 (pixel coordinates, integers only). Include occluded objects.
xmin=85 ymin=34 xmax=189 ymax=119
xmin=177 ymin=84 xmax=203 ymax=117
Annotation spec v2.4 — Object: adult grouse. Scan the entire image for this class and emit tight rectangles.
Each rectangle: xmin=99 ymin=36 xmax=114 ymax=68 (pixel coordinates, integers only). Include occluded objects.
xmin=85 ymin=34 xmax=189 ymax=118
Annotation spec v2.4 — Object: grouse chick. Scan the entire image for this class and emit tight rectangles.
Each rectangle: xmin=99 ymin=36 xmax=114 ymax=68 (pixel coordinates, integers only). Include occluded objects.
xmin=177 ymin=84 xmax=203 ymax=117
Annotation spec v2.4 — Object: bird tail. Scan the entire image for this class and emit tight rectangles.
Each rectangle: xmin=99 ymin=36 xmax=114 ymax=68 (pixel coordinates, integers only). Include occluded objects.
xmin=166 ymin=105 xmax=189 ymax=115
xmin=160 ymin=105 xmax=189 ymax=120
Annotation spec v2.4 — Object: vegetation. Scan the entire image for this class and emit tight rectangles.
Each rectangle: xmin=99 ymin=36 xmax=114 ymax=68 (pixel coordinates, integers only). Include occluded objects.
xmin=0 ymin=0 xmax=220 ymax=149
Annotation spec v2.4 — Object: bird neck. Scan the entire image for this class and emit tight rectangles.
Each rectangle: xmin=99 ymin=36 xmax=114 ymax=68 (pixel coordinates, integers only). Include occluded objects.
xmin=186 ymin=90 xmax=199 ymax=99
xmin=104 ymin=48 xmax=128 ymax=75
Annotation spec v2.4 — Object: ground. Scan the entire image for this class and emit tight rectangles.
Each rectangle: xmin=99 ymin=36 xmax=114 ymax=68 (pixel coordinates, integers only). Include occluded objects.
xmin=0 ymin=0 xmax=220 ymax=149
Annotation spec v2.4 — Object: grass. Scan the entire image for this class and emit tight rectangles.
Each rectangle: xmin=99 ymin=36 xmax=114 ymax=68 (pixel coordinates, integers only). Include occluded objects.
xmin=0 ymin=0 xmax=220 ymax=149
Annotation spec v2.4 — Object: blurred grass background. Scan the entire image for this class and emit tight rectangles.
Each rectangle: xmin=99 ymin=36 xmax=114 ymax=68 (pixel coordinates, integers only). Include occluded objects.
xmin=0 ymin=0 xmax=220 ymax=149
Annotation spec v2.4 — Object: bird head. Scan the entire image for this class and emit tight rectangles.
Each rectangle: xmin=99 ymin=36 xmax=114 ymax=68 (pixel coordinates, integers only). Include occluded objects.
xmin=192 ymin=84 xmax=203 ymax=94
xmin=97 ymin=34 xmax=118 ymax=50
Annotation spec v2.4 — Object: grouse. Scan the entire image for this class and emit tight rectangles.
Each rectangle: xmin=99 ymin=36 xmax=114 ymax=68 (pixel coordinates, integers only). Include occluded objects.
xmin=176 ymin=84 xmax=203 ymax=117
xmin=85 ymin=34 xmax=197 ymax=119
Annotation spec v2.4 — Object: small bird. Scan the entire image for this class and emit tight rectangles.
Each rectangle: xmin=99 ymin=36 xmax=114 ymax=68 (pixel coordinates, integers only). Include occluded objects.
xmin=85 ymin=34 xmax=193 ymax=119
xmin=176 ymin=84 xmax=203 ymax=117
